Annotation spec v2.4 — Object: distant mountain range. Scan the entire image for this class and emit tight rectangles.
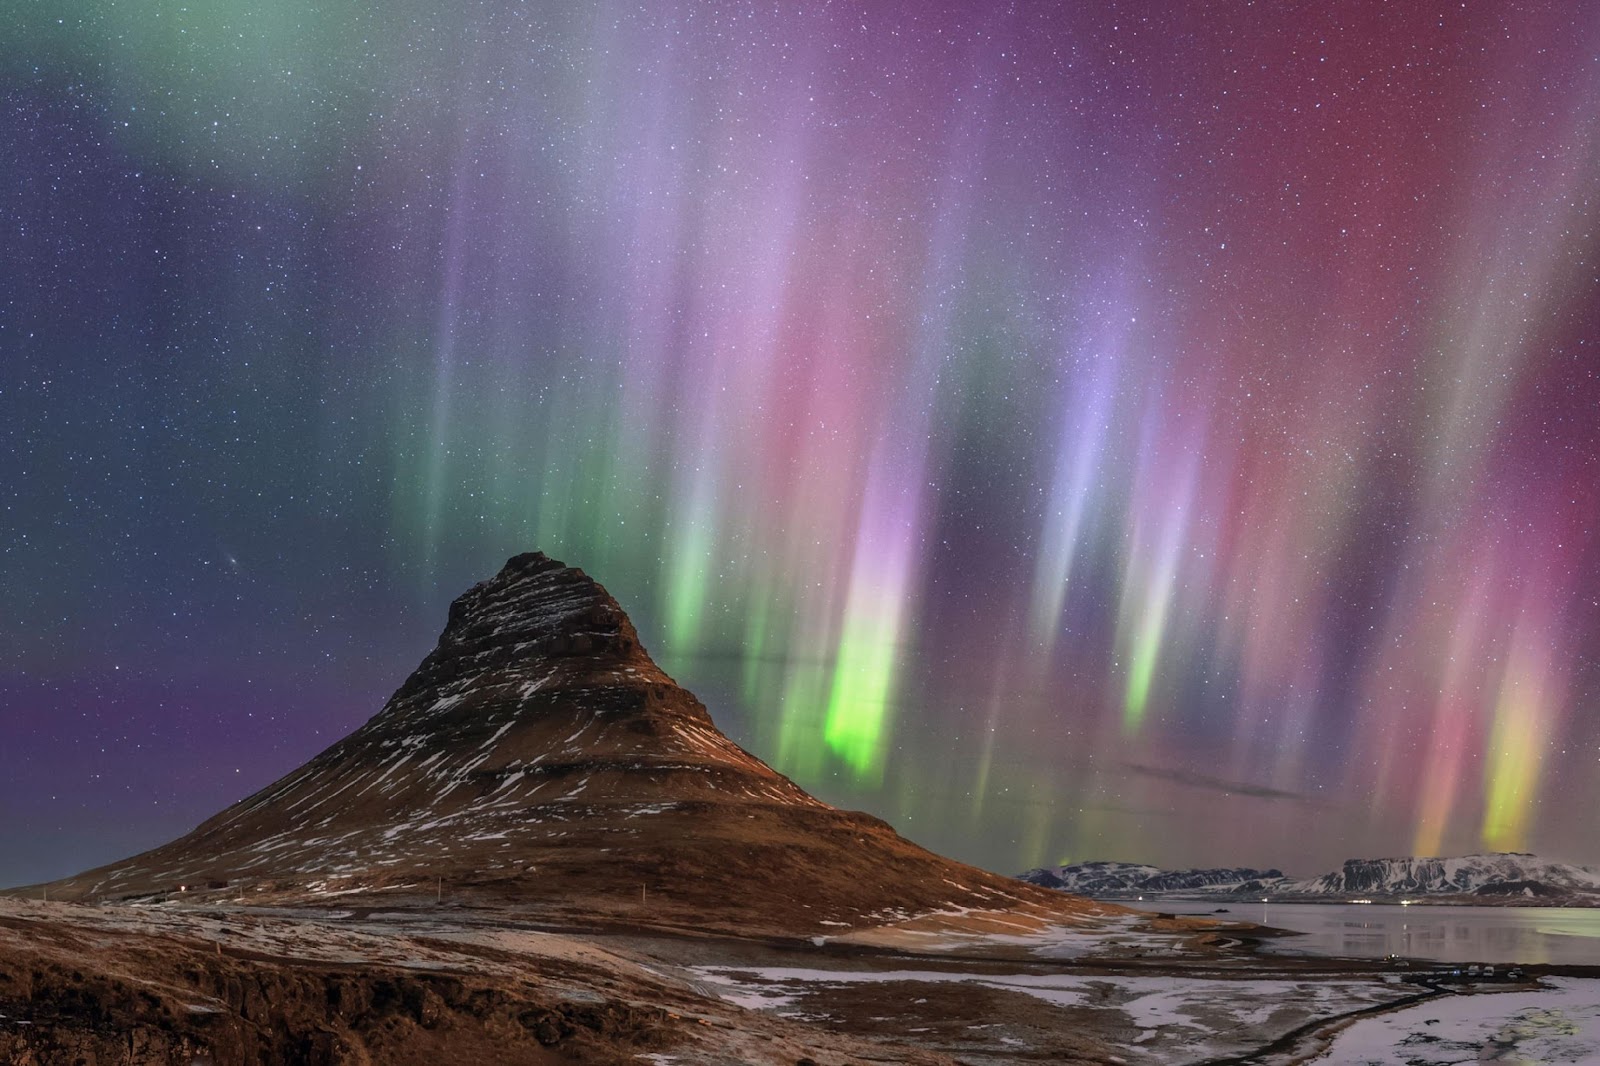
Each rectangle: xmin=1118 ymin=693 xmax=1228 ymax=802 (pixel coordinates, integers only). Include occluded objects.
xmin=1018 ymin=853 xmax=1600 ymax=906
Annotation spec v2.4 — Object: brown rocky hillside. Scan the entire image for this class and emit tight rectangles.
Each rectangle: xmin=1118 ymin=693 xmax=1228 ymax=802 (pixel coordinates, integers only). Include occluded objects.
xmin=33 ymin=552 xmax=1104 ymax=936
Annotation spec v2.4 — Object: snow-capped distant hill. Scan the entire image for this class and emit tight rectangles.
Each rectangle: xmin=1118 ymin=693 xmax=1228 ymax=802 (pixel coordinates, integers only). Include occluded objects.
xmin=1298 ymin=854 xmax=1600 ymax=898
xmin=1017 ymin=860 xmax=1162 ymax=894
xmin=1020 ymin=852 xmax=1600 ymax=905
xmin=1019 ymin=861 xmax=1285 ymax=896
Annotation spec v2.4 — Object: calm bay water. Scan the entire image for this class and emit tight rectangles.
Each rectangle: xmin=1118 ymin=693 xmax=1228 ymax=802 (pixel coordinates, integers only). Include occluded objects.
xmin=1122 ymin=901 xmax=1600 ymax=966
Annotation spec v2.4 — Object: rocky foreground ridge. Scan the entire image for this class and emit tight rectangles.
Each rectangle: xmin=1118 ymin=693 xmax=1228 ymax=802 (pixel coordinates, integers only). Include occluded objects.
xmin=27 ymin=552 xmax=1095 ymax=936
xmin=1020 ymin=852 xmax=1600 ymax=905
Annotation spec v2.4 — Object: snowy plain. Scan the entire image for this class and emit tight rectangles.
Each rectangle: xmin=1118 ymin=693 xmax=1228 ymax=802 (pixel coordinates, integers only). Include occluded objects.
xmin=1313 ymin=977 xmax=1600 ymax=1065
xmin=691 ymin=962 xmax=1415 ymax=1064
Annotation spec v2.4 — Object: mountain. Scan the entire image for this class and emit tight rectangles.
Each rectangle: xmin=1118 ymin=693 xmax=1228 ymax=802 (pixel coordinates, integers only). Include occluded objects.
xmin=1019 ymin=861 xmax=1164 ymax=894
xmin=33 ymin=552 xmax=1096 ymax=936
xmin=1020 ymin=862 xmax=1286 ymax=898
xmin=1021 ymin=852 xmax=1600 ymax=905
xmin=1296 ymin=854 xmax=1600 ymax=899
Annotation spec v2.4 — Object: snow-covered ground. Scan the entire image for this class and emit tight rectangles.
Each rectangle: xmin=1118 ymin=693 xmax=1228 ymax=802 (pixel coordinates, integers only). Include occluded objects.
xmin=1313 ymin=978 xmax=1600 ymax=1065
xmin=692 ymin=962 xmax=1414 ymax=1063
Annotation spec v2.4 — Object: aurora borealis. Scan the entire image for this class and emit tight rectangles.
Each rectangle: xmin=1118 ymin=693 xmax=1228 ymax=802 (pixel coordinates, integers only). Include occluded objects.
xmin=4 ymin=1 xmax=1599 ymax=888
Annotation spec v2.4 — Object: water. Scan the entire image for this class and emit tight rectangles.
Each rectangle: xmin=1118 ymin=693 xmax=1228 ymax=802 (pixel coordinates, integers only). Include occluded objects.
xmin=1121 ymin=900 xmax=1600 ymax=965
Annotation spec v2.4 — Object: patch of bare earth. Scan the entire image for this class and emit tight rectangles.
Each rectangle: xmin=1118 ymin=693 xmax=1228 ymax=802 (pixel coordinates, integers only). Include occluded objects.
xmin=0 ymin=899 xmax=977 ymax=1065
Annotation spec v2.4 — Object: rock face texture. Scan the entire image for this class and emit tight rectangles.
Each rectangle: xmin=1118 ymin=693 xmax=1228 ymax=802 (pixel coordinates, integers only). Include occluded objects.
xmin=40 ymin=552 xmax=1080 ymax=934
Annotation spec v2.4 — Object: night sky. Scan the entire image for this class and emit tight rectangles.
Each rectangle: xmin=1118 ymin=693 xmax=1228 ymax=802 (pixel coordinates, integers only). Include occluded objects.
xmin=4 ymin=2 xmax=1599 ymax=889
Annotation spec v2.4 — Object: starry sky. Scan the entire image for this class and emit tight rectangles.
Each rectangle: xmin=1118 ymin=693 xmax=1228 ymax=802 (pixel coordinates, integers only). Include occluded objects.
xmin=4 ymin=1 xmax=1600 ymax=889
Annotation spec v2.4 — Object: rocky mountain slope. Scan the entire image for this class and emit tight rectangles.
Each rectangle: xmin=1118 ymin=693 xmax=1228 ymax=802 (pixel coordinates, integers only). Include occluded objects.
xmin=1020 ymin=852 xmax=1600 ymax=904
xmin=31 ymin=552 xmax=1098 ymax=936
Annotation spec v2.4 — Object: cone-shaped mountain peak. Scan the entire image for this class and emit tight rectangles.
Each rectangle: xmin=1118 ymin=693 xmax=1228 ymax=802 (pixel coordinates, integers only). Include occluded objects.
xmin=398 ymin=551 xmax=675 ymax=702
xmin=41 ymin=553 xmax=1089 ymax=934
